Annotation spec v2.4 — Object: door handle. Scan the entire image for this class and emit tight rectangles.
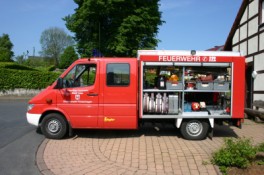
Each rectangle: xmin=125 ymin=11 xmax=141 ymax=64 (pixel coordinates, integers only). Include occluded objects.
xmin=87 ymin=93 xmax=98 ymax=96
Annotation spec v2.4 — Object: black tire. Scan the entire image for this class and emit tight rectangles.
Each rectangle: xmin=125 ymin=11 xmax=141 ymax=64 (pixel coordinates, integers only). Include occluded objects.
xmin=180 ymin=120 xmax=209 ymax=140
xmin=36 ymin=126 xmax=42 ymax=134
xmin=41 ymin=113 xmax=68 ymax=139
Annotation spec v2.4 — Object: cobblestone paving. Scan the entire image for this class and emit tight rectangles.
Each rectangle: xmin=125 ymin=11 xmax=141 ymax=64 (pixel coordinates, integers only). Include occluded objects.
xmin=41 ymin=120 xmax=264 ymax=175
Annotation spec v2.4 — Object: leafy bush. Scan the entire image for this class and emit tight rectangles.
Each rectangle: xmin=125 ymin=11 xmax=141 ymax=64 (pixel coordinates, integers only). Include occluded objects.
xmin=212 ymin=138 xmax=256 ymax=172
xmin=47 ymin=65 xmax=56 ymax=71
xmin=23 ymin=56 xmax=55 ymax=68
xmin=256 ymin=142 xmax=264 ymax=152
xmin=0 ymin=68 xmax=60 ymax=90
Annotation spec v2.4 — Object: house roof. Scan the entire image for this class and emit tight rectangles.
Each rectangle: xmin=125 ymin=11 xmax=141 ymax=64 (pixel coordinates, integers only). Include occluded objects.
xmin=223 ymin=0 xmax=248 ymax=51
xmin=206 ymin=45 xmax=224 ymax=51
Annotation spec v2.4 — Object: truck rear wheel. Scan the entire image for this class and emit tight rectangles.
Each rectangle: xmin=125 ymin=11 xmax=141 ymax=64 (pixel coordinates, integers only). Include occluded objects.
xmin=41 ymin=113 xmax=67 ymax=139
xmin=180 ymin=120 xmax=209 ymax=140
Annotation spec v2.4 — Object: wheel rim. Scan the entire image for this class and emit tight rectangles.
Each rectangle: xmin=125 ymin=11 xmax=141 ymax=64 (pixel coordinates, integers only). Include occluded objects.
xmin=186 ymin=121 xmax=203 ymax=137
xmin=47 ymin=119 xmax=61 ymax=134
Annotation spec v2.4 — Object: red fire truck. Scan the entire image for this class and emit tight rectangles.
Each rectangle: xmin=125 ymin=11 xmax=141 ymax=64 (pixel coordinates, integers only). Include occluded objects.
xmin=26 ymin=50 xmax=245 ymax=140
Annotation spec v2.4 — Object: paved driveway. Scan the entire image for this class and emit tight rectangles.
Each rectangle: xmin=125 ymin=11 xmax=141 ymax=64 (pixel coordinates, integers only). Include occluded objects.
xmin=38 ymin=120 xmax=264 ymax=175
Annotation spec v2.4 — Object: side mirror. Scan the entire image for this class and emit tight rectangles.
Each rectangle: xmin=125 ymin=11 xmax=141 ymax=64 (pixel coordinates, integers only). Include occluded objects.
xmin=56 ymin=78 xmax=64 ymax=89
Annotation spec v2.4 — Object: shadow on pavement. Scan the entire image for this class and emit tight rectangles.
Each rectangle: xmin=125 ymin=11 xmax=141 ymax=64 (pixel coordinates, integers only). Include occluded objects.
xmin=66 ymin=122 xmax=238 ymax=140
xmin=213 ymin=124 xmax=238 ymax=138
xmin=33 ymin=120 xmax=238 ymax=140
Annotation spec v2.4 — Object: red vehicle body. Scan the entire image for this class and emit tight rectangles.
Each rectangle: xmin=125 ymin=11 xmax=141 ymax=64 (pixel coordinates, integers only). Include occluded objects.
xmin=27 ymin=50 xmax=245 ymax=140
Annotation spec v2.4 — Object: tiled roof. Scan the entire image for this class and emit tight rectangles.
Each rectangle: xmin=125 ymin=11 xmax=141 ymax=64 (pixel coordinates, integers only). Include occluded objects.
xmin=206 ymin=45 xmax=224 ymax=51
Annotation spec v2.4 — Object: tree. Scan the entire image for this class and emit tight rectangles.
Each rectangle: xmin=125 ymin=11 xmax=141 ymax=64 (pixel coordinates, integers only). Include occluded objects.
xmin=15 ymin=55 xmax=24 ymax=64
xmin=59 ymin=46 xmax=78 ymax=69
xmin=64 ymin=0 xmax=163 ymax=57
xmin=40 ymin=27 xmax=74 ymax=67
xmin=0 ymin=33 xmax=14 ymax=62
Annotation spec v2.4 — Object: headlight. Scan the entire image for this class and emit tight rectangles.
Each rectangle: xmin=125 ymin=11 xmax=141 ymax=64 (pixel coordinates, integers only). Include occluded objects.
xmin=27 ymin=104 xmax=34 ymax=111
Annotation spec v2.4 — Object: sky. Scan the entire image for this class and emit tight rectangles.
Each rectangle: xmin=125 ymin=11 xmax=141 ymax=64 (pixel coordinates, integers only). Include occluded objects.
xmin=0 ymin=0 xmax=242 ymax=58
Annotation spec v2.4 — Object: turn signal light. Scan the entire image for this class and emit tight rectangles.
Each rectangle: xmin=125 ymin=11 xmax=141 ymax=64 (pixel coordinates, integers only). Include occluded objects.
xmin=46 ymin=98 xmax=52 ymax=104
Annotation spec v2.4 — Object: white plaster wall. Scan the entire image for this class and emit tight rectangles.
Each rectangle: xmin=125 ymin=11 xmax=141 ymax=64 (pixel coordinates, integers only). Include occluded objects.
xmin=240 ymin=7 xmax=248 ymax=24
xmin=233 ymin=45 xmax=239 ymax=52
xmin=248 ymin=36 xmax=258 ymax=55
xmin=254 ymin=74 xmax=264 ymax=90
xmin=240 ymin=41 xmax=248 ymax=55
xmin=249 ymin=0 xmax=258 ymax=18
xmin=253 ymin=94 xmax=264 ymax=112
xmin=248 ymin=17 xmax=259 ymax=36
xmin=240 ymin=24 xmax=247 ymax=41
xmin=0 ymin=89 xmax=41 ymax=96
xmin=260 ymin=32 xmax=264 ymax=50
xmin=246 ymin=56 xmax=253 ymax=63
xmin=254 ymin=53 xmax=264 ymax=71
xmin=233 ymin=29 xmax=239 ymax=45
xmin=253 ymin=94 xmax=264 ymax=102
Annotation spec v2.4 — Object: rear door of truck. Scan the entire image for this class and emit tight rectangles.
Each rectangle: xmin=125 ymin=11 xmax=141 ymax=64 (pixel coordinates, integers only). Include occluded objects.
xmin=98 ymin=58 xmax=138 ymax=129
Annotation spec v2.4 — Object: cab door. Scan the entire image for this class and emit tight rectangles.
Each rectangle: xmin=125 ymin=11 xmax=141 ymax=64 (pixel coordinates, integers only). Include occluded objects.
xmin=57 ymin=62 xmax=99 ymax=128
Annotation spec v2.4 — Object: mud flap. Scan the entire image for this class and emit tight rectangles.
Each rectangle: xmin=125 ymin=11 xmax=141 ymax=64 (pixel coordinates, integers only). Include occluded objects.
xmin=68 ymin=121 xmax=73 ymax=137
xmin=208 ymin=118 xmax=214 ymax=140
xmin=236 ymin=119 xmax=242 ymax=129
xmin=230 ymin=119 xmax=242 ymax=129
xmin=208 ymin=127 xmax=214 ymax=140
xmin=175 ymin=118 xmax=183 ymax=128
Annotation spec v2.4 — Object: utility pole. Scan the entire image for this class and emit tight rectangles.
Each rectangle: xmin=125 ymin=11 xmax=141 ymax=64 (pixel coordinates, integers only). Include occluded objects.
xmin=33 ymin=47 xmax=35 ymax=58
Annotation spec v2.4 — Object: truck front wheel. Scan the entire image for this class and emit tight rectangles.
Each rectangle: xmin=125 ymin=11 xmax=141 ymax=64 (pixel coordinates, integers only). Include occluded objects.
xmin=41 ymin=113 xmax=68 ymax=139
xmin=180 ymin=120 xmax=209 ymax=140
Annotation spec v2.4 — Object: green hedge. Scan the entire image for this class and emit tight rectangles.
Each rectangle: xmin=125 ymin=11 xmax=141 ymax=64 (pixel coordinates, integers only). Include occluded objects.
xmin=0 ymin=68 xmax=61 ymax=90
xmin=0 ymin=62 xmax=36 ymax=71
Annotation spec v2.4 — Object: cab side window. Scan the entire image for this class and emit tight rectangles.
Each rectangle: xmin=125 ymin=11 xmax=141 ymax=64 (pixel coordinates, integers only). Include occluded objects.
xmin=106 ymin=63 xmax=130 ymax=86
xmin=64 ymin=64 xmax=96 ymax=88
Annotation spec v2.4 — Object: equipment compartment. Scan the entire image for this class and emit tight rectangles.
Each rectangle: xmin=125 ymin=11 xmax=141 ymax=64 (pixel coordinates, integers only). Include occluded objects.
xmin=168 ymin=95 xmax=179 ymax=114
xmin=166 ymin=82 xmax=183 ymax=90
xmin=213 ymin=81 xmax=230 ymax=90
xmin=196 ymin=81 xmax=213 ymax=90
xmin=142 ymin=62 xmax=232 ymax=118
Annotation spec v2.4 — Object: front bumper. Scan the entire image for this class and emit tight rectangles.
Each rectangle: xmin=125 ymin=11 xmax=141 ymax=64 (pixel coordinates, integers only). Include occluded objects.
xmin=26 ymin=113 xmax=41 ymax=126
